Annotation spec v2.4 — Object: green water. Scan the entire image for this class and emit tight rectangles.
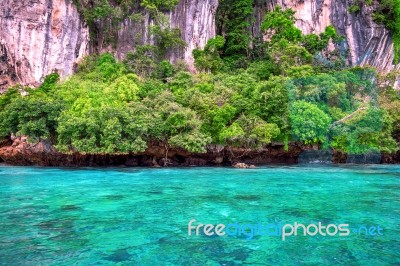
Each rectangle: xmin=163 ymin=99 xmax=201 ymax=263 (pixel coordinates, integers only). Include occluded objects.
xmin=0 ymin=165 xmax=399 ymax=265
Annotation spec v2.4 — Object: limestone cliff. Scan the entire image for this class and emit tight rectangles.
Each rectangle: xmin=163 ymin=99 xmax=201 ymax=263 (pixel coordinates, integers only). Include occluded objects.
xmin=253 ymin=0 xmax=400 ymax=73
xmin=0 ymin=0 xmax=399 ymax=91
xmin=114 ymin=0 xmax=218 ymax=71
xmin=0 ymin=0 xmax=89 ymax=91
xmin=0 ymin=0 xmax=218 ymax=90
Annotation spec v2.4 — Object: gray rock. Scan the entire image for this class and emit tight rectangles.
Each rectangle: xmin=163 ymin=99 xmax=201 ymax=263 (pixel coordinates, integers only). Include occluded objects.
xmin=233 ymin=162 xmax=249 ymax=168
xmin=0 ymin=0 xmax=90 ymax=90
xmin=253 ymin=0 xmax=400 ymax=75
xmin=1 ymin=0 xmax=398 ymax=91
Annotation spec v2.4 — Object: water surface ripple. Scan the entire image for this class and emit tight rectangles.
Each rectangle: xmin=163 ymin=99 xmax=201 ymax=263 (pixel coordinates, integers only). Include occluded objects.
xmin=0 ymin=165 xmax=399 ymax=265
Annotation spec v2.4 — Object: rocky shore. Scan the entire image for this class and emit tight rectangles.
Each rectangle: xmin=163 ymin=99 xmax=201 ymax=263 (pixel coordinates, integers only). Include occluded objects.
xmin=0 ymin=137 xmax=399 ymax=167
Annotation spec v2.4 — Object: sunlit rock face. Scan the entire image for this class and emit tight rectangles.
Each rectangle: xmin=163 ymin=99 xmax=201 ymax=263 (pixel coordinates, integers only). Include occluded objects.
xmin=114 ymin=0 xmax=218 ymax=71
xmin=0 ymin=0 xmax=218 ymax=90
xmin=0 ymin=0 xmax=90 ymax=91
xmin=253 ymin=0 xmax=400 ymax=73
xmin=171 ymin=0 xmax=218 ymax=70
xmin=1 ymin=0 xmax=398 ymax=91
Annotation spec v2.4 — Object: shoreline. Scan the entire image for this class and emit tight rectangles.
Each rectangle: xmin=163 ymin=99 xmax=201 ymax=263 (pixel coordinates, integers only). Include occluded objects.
xmin=1 ymin=137 xmax=399 ymax=167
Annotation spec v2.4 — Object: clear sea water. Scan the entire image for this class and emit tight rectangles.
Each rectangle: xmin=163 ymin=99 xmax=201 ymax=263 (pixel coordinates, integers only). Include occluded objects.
xmin=0 ymin=165 xmax=399 ymax=265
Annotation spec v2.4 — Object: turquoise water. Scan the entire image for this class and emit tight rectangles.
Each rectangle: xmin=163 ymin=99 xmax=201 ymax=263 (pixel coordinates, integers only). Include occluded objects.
xmin=0 ymin=165 xmax=399 ymax=265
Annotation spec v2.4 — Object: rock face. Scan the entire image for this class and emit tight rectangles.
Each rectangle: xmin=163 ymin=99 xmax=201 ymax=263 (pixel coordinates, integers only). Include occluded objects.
xmin=0 ymin=0 xmax=218 ymax=90
xmin=0 ymin=0 xmax=399 ymax=91
xmin=253 ymin=0 xmax=400 ymax=73
xmin=0 ymin=137 xmax=305 ymax=166
xmin=0 ymin=0 xmax=90 ymax=91
xmin=170 ymin=0 xmax=219 ymax=70
xmin=114 ymin=0 xmax=218 ymax=71
xmin=1 ymin=137 xmax=398 ymax=166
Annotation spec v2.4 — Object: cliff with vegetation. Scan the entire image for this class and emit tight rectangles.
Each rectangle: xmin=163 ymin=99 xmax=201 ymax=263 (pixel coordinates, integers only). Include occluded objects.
xmin=254 ymin=0 xmax=400 ymax=73
xmin=1 ymin=0 xmax=400 ymax=166
xmin=1 ymin=0 xmax=399 ymax=90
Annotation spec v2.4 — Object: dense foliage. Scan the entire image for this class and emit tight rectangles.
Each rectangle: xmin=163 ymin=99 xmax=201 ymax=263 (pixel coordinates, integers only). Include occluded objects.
xmin=0 ymin=7 xmax=399 ymax=157
xmin=216 ymin=0 xmax=254 ymax=69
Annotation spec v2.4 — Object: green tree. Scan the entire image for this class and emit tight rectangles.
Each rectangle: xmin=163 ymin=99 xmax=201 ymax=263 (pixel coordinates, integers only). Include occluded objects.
xmin=372 ymin=0 xmax=400 ymax=63
xmin=219 ymin=122 xmax=245 ymax=145
xmin=193 ymin=36 xmax=226 ymax=73
xmin=261 ymin=7 xmax=302 ymax=44
xmin=331 ymin=107 xmax=398 ymax=154
xmin=141 ymin=0 xmax=179 ymax=11
xmin=216 ymin=0 xmax=253 ymax=56
xmin=124 ymin=45 xmax=157 ymax=78
xmin=0 ymin=94 xmax=63 ymax=142
xmin=253 ymin=76 xmax=289 ymax=135
xmin=205 ymin=104 xmax=237 ymax=142
xmin=290 ymin=101 xmax=331 ymax=144
xmin=142 ymin=91 xmax=211 ymax=163
xmin=57 ymin=105 xmax=148 ymax=153
xmin=301 ymin=26 xmax=339 ymax=54
xmin=39 ymin=73 xmax=60 ymax=93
